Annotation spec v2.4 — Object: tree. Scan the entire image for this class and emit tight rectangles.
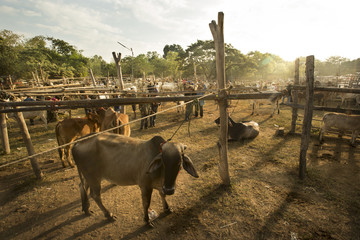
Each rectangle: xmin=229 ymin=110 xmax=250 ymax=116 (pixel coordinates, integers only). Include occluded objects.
xmin=0 ymin=30 xmax=23 ymax=77
xmin=163 ymin=44 xmax=185 ymax=59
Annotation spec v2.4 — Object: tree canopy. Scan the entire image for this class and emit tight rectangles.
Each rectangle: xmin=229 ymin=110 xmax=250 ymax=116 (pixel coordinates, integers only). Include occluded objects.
xmin=1 ymin=29 xmax=359 ymax=84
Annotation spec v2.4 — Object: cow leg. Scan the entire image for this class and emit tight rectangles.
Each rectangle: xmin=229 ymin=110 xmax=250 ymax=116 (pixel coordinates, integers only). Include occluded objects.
xmin=80 ymin=181 xmax=91 ymax=215
xmin=251 ymin=102 xmax=255 ymax=115
xmin=351 ymin=131 xmax=358 ymax=147
xmin=89 ymin=183 xmax=116 ymax=221
xmin=41 ymin=114 xmax=47 ymax=129
xmin=141 ymin=187 xmax=153 ymax=225
xmin=158 ymin=190 xmax=171 ymax=213
xmin=319 ymin=127 xmax=326 ymax=143
xmin=65 ymin=146 xmax=75 ymax=168
xmin=59 ymin=147 xmax=67 ymax=168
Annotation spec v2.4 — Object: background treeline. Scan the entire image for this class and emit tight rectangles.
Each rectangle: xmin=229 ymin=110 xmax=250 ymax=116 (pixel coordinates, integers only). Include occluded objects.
xmin=1 ymin=29 xmax=360 ymax=83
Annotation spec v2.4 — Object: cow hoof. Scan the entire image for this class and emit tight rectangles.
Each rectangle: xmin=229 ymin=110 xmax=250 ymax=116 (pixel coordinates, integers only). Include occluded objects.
xmin=106 ymin=214 xmax=117 ymax=222
xmin=148 ymin=221 xmax=155 ymax=228
xmin=84 ymin=210 xmax=93 ymax=216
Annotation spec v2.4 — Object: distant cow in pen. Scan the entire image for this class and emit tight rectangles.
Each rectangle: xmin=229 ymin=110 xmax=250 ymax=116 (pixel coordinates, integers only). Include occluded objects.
xmin=319 ymin=112 xmax=360 ymax=146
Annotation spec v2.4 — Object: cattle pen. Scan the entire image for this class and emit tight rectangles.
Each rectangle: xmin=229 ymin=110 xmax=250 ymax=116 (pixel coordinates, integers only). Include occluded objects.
xmin=1 ymin=12 xmax=360 ymax=240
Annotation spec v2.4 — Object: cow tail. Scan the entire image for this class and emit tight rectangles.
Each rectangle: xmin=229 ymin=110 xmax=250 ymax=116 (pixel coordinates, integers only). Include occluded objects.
xmin=55 ymin=123 xmax=62 ymax=160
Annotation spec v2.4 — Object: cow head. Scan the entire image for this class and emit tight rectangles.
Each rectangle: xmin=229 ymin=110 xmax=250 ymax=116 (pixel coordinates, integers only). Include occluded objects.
xmin=147 ymin=142 xmax=199 ymax=195
xmin=214 ymin=116 xmax=235 ymax=127
xmin=86 ymin=112 xmax=102 ymax=132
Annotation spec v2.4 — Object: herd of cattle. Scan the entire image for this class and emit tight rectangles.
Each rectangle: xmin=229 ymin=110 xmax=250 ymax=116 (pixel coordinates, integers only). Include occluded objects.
xmin=3 ymin=88 xmax=360 ymax=226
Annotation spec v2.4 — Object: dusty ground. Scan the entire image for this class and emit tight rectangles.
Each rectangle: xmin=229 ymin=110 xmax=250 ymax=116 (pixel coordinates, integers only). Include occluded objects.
xmin=0 ymin=101 xmax=359 ymax=240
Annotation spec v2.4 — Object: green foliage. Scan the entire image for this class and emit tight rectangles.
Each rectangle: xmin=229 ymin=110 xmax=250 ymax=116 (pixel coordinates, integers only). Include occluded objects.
xmin=1 ymin=29 xmax=359 ymax=83
xmin=0 ymin=30 xmax=23 ymax=77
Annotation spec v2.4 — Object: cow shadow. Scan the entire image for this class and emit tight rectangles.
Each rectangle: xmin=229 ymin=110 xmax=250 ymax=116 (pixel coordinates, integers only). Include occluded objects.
xmin=119 ymin=184 xmax=231 ymax=240
xmin=0 ymin=200 xmax=82 ymax=239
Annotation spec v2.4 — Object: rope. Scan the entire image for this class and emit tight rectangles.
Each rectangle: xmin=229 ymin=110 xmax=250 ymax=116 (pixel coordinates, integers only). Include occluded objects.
xmin=0 ymin=92 xmax=215 ymax=169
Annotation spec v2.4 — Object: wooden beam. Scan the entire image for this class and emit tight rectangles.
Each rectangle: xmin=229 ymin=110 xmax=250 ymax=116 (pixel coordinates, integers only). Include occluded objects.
xmin=210 ymin=12 xmax=230 ymax=185
xmin=13 ymin=108 xmax=43 ymax=179
xmin=0 ymin=107 xmax=10 ymax=154
xmin=0 ymin=92 xmax=285 ymax=113
xmin=291 ymin=58 xmax=300 ymax=133
xmin=299 ymin=55 xmax=315 ymax=180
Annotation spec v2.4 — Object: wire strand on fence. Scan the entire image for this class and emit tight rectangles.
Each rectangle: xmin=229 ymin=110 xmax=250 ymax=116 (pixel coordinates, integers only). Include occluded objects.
xmin=0 ymin=92 xmax=216 ymax=169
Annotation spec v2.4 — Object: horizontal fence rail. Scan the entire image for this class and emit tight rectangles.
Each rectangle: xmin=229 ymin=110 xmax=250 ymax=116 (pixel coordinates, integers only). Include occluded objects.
xmin=0 ymin=92 xmax=282 ymax=113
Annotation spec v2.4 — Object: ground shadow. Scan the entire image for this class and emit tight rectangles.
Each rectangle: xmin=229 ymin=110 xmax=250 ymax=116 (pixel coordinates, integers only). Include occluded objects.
xmin=0 ymin=199 xmax=81 ymax=239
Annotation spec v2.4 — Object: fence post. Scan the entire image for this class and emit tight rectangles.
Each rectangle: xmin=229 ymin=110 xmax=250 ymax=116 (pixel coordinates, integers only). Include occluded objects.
xmin=112 ymin=52 xmax=125 ymax=114
xmin=290 ymin=58 xmax=300 ymax=133
xmin=209 ymin=12 xmax=230 ymax=185
xmin=14 ymin=109 xmax=43 ymax=179
xmin=299 ymin=56 xmax=315 ymax=179
xmin=0 ymin=108 xmax=10 ymax=154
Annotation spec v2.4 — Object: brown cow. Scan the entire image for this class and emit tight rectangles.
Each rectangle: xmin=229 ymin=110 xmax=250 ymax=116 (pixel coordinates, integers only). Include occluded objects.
xmin=55 ymin=112 xmax=101 ymax=167
xmin=96 ymin=107 xmax=131 ymax=136
xmin=71 ymin=133 xmax=199 ymax=226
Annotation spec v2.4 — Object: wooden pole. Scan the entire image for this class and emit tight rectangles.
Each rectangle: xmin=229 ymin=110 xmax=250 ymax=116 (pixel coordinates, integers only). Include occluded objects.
xmin=88 ymin=68 xmax=97 ymax=86
xmin=13 ymin=109 xmax=43 ymax=179
xmin=0 ymin=107 xmax=10 ymax=154
xmin=209 ymin=12 xmax=230 ymax=185
xmin=299 ymin=56 xmax=315 ymax=180
xmin=290 ymin=58 xmax=300 ymax=133
xmin=112 ymin=52 xmax=125 ymax=90
xmin=112 ymin=52 xmax=125 ymax=114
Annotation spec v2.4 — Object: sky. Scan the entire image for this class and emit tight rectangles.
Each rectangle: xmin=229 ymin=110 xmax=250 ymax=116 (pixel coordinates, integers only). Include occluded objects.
xmin=1 ymin=0 xmax=359 ymax=63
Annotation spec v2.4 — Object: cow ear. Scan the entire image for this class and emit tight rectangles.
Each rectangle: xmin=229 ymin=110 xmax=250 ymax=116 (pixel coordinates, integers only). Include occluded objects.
xmin=182 ymin=155 xmax=199 ymax=178
xmin=228 ymin=118 xmax=233 ymax=127
xmin=180 ymin=144 xmax=187 ymax=151
xmin=146 ymin=153 xmax=163 ymax=174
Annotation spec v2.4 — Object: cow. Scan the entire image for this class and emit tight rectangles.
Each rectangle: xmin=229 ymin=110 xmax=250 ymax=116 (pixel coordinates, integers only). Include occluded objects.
xmin=251 ymin=92 xmax=282 ymax=117
xmin=319 ymin=112 xmax=360 ymax=146
xmin=96 ymin=107 xmax=131 ymax=136
xmin=215 ymin=116 xmax=260 ymax=141
xmin=71 ymin=133 xmax=199 ymax=226
xmin=8 ymin=109 xmax=47 ymax=128
xmin=337 ymin=93 xmax=359 ymax=107
xmin=55 ymin=112 xmax=102 ymax=168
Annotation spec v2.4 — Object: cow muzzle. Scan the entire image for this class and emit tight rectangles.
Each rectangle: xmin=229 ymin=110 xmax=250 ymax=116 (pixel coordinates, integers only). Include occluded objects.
xmin=162 ymin=186 xmax=175 ymax=195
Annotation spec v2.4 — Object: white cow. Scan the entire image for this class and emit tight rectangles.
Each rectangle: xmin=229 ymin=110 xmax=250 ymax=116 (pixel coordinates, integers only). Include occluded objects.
xmin=319 ymin=112 xmax=360 ymax=146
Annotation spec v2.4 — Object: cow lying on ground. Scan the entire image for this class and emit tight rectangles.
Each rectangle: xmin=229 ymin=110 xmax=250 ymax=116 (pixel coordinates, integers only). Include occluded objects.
xmin=71 ymin=133 xmax=199 ymax=226
xmin=319 ymin=112 xmax=360 ymax=146
xmin=55 ymin=112 xmax=102 ymax=167
xmin=96 ymin=107 xmax=131 ymax=136
xmin=215 ymin=116 xmax=260 ymax=141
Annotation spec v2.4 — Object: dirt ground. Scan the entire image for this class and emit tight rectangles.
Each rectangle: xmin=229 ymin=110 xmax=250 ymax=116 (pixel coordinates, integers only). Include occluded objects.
xmin=0 ymin=101 xmax=359 ymax=240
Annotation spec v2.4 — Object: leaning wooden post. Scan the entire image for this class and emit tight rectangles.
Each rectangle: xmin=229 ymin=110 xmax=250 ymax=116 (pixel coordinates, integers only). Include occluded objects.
xmin=299 ymin=56 xmax=315 ymax=180
xmin=14 ymin=109 xmax=43 ymax=179
xmin=290 ymin=58 xmax=300 ymax=133
xmin=0 ymin=108 xmax=10 ymax=154
xmin=112 ymin=52 xmax=125 ymax=114
xmin=88 ymin=68 xmax=97 ymax=86
xmin=210 ymin=12 xmax=230 ymax=185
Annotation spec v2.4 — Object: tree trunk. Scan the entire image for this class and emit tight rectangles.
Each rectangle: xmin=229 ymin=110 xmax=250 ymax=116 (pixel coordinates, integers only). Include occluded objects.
xmin=210 ymin=12 xmax=230 ymax=185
